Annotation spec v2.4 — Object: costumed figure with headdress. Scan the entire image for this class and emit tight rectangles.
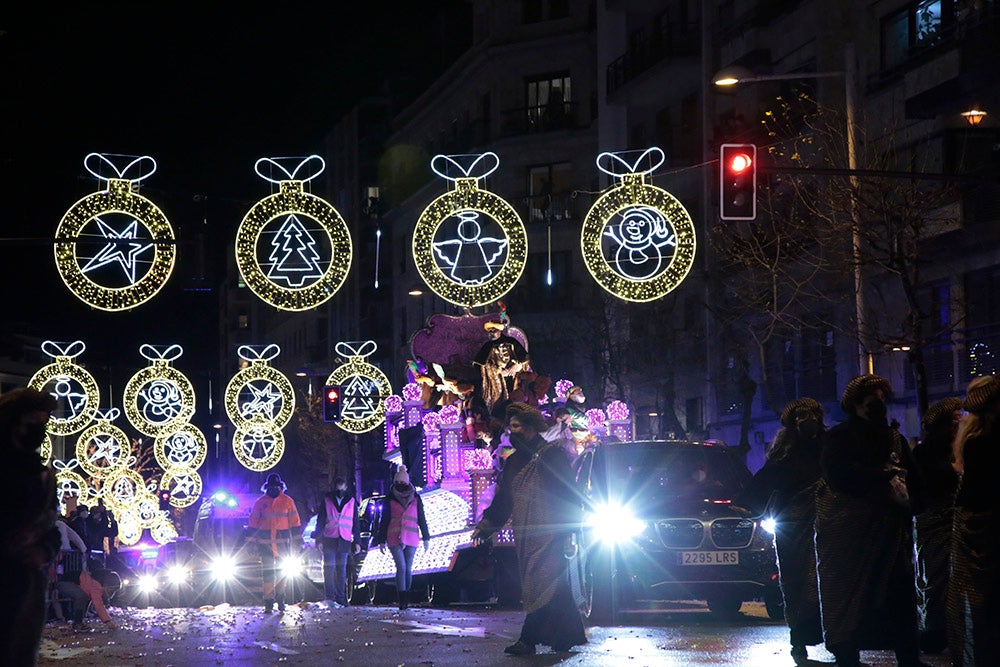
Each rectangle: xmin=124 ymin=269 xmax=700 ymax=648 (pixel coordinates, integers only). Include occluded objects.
xmin=738 ymin=398 xmax=826 ymax=664
xmin=814 ymin=375 xmax=926 ymax=667
xmin=473 ymin=306 xmax=529 ymax=418
xmin=248 ymin=473 xmax=302 ymax=613
xmin=562 ymin=385 xmax=591 ymax=453
xmin=946 ymin=376 xmax=1000 ymax=667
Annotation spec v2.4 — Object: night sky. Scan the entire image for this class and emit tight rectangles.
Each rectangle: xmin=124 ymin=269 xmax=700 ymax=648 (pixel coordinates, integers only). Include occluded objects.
xmin=1 ymin=3 xmax=471 ymax=375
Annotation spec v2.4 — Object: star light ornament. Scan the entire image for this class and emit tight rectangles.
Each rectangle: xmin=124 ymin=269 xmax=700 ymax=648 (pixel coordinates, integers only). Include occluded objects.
xmin=123 ymin=345 xmax=195 ymax=436
xmin=75 ymin=408 xmax=131 ymax=478
xmin=236 ymin=156 xmax=353 ymax=311
xmin=28 ymin=341 xmax=100 ymax=437
xmin=412 ymin=153 xmax=527 ymax=307
xmin=581 ymin=147 xmax=696 ymax=302
xmin=54 ymin=154 xmax=176 ymax=311
xmin=326 ymin=341 xmax=393 ymax=434
xmin=225 ymin=345 xmax=293 ymax=472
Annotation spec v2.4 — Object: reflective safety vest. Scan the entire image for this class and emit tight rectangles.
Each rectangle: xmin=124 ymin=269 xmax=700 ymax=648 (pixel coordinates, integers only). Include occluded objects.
xmin=322 ymin=496 xmax=355 ymax=541
xmin=248 ymin=493 xmax=301 ymax=556
xmin=398 ymin=499 xmax=420 ymax=547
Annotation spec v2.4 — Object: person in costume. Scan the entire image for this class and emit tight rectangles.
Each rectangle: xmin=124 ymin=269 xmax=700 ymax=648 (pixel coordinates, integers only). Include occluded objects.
xmin=473 ymin=319 xmax=528 ymax=417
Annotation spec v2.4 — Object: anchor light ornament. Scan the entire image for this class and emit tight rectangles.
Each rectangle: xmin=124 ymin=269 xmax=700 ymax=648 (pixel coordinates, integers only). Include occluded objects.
xmin=235 ymin=156 xmax=353 ymax=311
xmin=581 ymin=147 xmax=696 ymax=302
xmin=412 ymin=152 xmax=527 ymax=307
xmin=54 ymin=154 xmax=176 ymax=311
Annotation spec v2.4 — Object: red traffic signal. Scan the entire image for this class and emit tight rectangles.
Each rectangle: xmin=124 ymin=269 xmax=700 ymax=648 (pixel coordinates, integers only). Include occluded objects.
xmin=720 ymin=143 xmax=757 ymax=220
xmin=323 ymin=385 xmax=342 ymax=422
xmin=159 ymin=489 xmax=171 ymax=510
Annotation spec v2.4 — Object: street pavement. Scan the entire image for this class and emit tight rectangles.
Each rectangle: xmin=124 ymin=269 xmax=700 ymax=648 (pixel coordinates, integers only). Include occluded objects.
xmin=37 ymin=601 xmax=953 ymax=666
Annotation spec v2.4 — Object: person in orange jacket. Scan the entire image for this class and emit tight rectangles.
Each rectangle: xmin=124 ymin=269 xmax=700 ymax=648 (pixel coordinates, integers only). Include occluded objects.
xmin=248 ymin=473 xmax=302 ymax=613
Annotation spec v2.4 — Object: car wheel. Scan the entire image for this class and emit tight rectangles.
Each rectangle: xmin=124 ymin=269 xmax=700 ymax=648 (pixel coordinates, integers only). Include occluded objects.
xmin=584 ymin=552 xmax=617 ymax=625
xmin=764 ymin=586 xmax=784 ymax=620
xmin=706 ymin=593 xmax=743 ymax=618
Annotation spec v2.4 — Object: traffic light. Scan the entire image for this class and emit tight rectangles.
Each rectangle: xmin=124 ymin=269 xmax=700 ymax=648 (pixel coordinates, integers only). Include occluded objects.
xmin=720 ymin=143 xmax=757 ymax=220
xmin=159 ymin=488 xmax=171 ymax=511
xmin=322 ymin=385 xmax=342 ymax=422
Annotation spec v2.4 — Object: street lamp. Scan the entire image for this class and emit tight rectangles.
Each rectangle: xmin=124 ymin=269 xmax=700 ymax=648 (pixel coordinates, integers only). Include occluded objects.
xmin=714 ymin=43 xmax=869 ymax=375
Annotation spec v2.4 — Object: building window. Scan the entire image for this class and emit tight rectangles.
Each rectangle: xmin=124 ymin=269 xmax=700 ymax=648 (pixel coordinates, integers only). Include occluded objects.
xmin=964 ymin=266 xmax=1000 ymax=378
xmin=527 ymin=162 xmax=573 ymax=222
xmin=237 ymin=313 xmax=249 ymax=329
xmin=522 ymin=0 xmax=568 ymax=23
xmin=880 ymin=0 xmax=948 ymax=71
xmin=525 ymin=73 xmax=572 ymax=131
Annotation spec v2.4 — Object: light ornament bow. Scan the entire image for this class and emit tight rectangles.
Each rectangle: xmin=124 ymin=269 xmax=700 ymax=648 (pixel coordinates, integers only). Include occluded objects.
xmin=412 ymin=153 xmax=527 ymax=307
xmin=326 ymin=341 xmax=393 ymax=434
xmin=235 ymin=156 xmax=353 ymax=311
xmin=28 ymin=341 xmax=100 ymax=437
xmin=123 ymin=345 xmax=196 ymax=436
xmin=581 ymin=147 xmax=696 ymax=302
xmin=54 ymin=154 xmax=176 ymax=311
xmin=74 ymin=408 xmax=131 ymax=478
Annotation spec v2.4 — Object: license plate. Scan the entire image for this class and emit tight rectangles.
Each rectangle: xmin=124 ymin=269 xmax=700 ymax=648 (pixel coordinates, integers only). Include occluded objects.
xmin=678 ymin=550 xmax=739 ymax=565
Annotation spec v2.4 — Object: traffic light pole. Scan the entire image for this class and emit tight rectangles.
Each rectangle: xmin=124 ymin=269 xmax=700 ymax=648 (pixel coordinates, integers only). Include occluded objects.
xmin=844 ymin=42 xmax=870 ymax=375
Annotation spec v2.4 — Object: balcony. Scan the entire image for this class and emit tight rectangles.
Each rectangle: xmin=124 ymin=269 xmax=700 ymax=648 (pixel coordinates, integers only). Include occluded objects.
xmin=606 ymin=20 xmax=699 ymax=97
xmin=500 ymin=102 xmax=583 ymax=136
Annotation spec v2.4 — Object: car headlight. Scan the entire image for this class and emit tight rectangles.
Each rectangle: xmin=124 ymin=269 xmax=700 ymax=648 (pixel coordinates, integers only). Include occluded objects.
xmin=165 ymin=565 xmax=190 ymax=585
xmin=137 ymin=573 xmax=158 ymax=594
xmin=210 ymin=555 xmax=237 ymax=581
xmin=759 ymin=517 xmax=777 ymax=534
xmin=586 ymin=503 xmax=646 ymax=543
xmin=280 ymin=555 xmax=304 ymax=578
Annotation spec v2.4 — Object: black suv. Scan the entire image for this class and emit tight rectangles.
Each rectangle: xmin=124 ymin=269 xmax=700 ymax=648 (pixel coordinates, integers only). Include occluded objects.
xmin=575 ymin=440 xmax=781 ymax=623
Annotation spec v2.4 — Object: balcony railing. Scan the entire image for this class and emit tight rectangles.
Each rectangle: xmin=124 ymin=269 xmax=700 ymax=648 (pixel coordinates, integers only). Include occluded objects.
xmin=606 ymin=20 xmax=699 ymax=96
xmin=500 ymin=102 xmax=581 ymax=136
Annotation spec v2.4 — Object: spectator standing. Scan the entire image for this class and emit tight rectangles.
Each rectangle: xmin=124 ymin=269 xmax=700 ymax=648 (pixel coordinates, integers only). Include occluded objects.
xmin=374 ymin=467 xmax=430 ymax=610
xmin=814 ymin=375 xmax=928 ymax=667
xmin=911 ymin=397 xmax=962 ymax=654
xmin=738 ymin=398 xmax=826 ymax=664
xmin=313 ymin=475 xmax=361 ymax=607
xmin=947 ymin=376 xmax=1000 ymax=666
xmin=0 ymin=388 xmax=59 ymax=666
xmin=247 ymin=473 xmax=302 ymax=613
xmin=471 ymin=403 xmax=586 ymax=656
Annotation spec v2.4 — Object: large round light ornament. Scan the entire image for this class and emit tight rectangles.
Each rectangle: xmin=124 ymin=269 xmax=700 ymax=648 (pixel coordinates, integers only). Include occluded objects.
xmin=412 ymin=152 xmax=526 ymax=307
xmin=160 ymin=468 xmax=203 ymax=508
xmin=54 ymin=153 xmax=176 ymax=311
xmin=28 ymin=341 xmax=100 ymax=437
xmin=581 ymin=147 xmax=696 ymax=302
xmin=224 ymin=344 xmax=295 ymax=431
xmin=235 ymin=156 xmax=352 ymax=311
xmin=75 ymin=408 xmax=131 ymax=478
xmin=154 ymin=422 xmax=207 ymax=472
xmin=232 ymin=420 xmax=286 ymax=472
xmin=124 ymin=344 xmax=195 ymax=436
xmin=326 ymin=341 xmax=393 ymax=434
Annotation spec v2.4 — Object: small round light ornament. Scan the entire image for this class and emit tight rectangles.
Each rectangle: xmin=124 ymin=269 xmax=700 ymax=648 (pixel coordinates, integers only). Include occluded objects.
xmin=54 ymin=153 xmax=176 ymax=311
xmin=160 ymin=468 xmax=203 ymax=508
xmin=53 ymin=460 xmax=91 ymax=514
xmin=581 ymin=147 xmax=697 ymax=302
xmin=150 ymin=516 xmax=179 ymax=545
xmin=123 ymin=344 xmax=195 ymax=436
xmin=101 ymin=467 xmax=148 ymax=513
xmin=412 ymin=152 xmax=527 ymax=307
xmin=326 ymin=341 xmax=393 ymax=434
xmin=236 ymin=156 xmax=353 ymax=311
xmin=225 ymin=344 xmax=295 ymax=432
xmin=28 ymin=341 xmax=100 ymax=437
xmin=40 ymin=434 xmax=52 ymax=467
xmin=116 ymin=509 xmax=143 ymax=546
xmin=74 ymin=408 xmax=131 ymax=478
xmin=154 ymin=422 xmax=207 ymax=472
xmin=232 ymin=419 xmax=286 ymax=472
xmin=134 ymin=493 xmax=163 ymax=530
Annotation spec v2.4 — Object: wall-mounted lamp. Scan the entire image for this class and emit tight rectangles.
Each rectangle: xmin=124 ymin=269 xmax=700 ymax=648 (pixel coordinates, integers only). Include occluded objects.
xmin=961 ymin=108 xmax=987 ymax=126
xmin=407 ymin=287 xmax=424 ymax=296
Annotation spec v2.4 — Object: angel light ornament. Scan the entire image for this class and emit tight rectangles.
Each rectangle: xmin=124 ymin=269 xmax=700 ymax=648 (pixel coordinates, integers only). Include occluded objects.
xmin=123 ymin=344 xmax=195 ymax=436
xmin=54 ymin=154 xmax=176 ymax=311
xmin=75 ymin=408 xmax=131 ymax=478
xmin=326 ymin=341 xmax=393 ymax=434
xmin=235 ymin=156 xmax=353 ymax=311
xmin=53 ymin=460 xmax=91 ymax=514
xmin=412 ymin=152 xmax=527 ymax=307
xmin=28 ymin=341 xmax=100 ymax=437
xmin=232 ymin=420 xmax=286 ymax=472
xmin=581 ymin=147 xmax=696 ymax=302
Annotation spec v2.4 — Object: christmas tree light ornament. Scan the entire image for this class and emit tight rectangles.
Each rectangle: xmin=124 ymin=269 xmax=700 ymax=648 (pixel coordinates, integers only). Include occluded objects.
xmin=224 ymin=344 xmax=295 ymax=431
xmin=412 ymin=153 xmax=527 ymax=307
xmin=326 ymin=341 xmax=393 ymax=434
xmin=123 ymin=344 xmax=195 ymax=436
xmin=159 ymin=468 xmax=203 ymax=508
xmin=235 ymin=156 xmax=352 ymax=311
xmin=75 ymin=408 xmax=131 ymax=478
xmin=232 ymin=419 xmax=286 ymax=472
xmin=28 ymin=341 xmax=100 ymax=437
xmin=54 ymin=154 xmax=176 ymax=311
xmin=101 ymin=467 xmax=148 ymax=513
xmin=154 ymin=422 xmax=207 ymax=472
xmin=582 ymin=147 xmax=696 ymax=302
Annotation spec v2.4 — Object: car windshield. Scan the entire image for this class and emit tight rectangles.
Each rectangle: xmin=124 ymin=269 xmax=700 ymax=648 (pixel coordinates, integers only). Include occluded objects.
xmin=593 ymin=442 xmax=750 ymax=502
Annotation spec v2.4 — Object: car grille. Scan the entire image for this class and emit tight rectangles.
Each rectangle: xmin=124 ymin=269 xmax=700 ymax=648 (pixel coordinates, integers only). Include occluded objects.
xmin=711 ymin=518 xmax=755 ymax=548
xmin=655 ymin=519 xmax=704 ymax=548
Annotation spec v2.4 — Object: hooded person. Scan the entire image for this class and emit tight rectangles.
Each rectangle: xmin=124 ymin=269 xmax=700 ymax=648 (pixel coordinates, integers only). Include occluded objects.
xmin=248 ymin=473 xmax=302 ymax=613
xmin=737 ymin=398 xmax=826 ymax=664
xmin=312 ymin=475 xmax=361 ymax=607
xmin=471 ymin=402 xmax=587 ymax=656
xmin=814 ymin=375 xmax=929 ymax=667
xmin=373 ymin=466 xmax=430 ymax=610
